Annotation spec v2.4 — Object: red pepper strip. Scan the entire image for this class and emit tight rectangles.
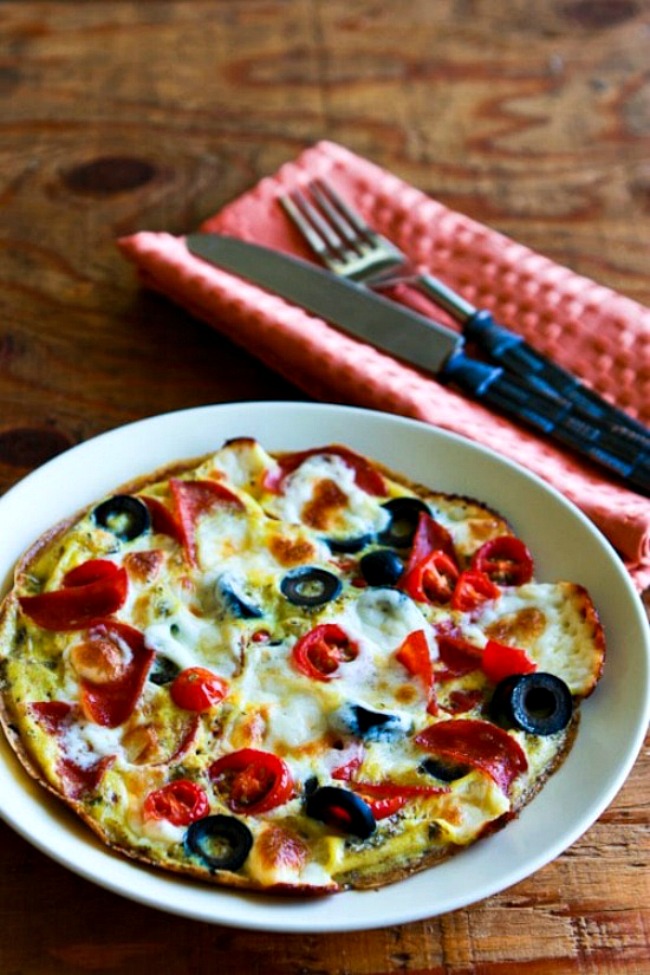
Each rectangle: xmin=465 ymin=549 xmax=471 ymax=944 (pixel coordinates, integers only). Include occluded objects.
xmin=415 ymin=718 xmax=528 ymax=794
xmin=401 ymin=549 xmax=459 ymax=604
xmin=395 ymin=629 xmax=437 ymax=714
xmin=78 ymin=621 xmax=154 ymax=728
xmin=263 ymin=446 xmax=386 ymax=496
xmin=451 ymin=570 xmax=501 ymax=612
xmin=331 ymin=744 xmax=365 ymax=781
xmin=143 ymin=779 xmax=210 ymax=826
xmin=170 ymin=477 xmax=245 ymax=566
xmin=18 ymin=559 xmax=128 ymax=631
xmin=471 ymin=536 xmax=534 ymax=586
xmin=209 ymin=748 xmax=294 ymax=816
xmin=292 ymin=623 xmax=359 ymax=682
xmin=407 ymin=512 xmax=457 ymax=569
xmin=481 ymin=639 xmax=537 ymax=684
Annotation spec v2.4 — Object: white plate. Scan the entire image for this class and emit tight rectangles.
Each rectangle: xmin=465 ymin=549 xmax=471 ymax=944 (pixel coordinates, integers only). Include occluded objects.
xmin=0 ymin=402 xmax=648 ymax=932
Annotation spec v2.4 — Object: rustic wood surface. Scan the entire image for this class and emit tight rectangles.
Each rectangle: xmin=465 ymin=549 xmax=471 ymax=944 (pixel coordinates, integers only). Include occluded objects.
xmin=1 ymin=2 xmax=649 ymax=972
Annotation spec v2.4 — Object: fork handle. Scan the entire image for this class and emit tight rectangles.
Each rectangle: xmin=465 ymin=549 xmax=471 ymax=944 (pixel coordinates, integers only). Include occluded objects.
xmin=440 ymin=350 xmax=650 ymax=495
xmin=413 ymin=275 xmax=650 ymax=450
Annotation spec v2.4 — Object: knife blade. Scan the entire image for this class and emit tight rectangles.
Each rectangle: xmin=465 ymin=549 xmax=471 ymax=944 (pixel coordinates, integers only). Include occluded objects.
xmin=185 ymin=233 xmax=649 ymax=495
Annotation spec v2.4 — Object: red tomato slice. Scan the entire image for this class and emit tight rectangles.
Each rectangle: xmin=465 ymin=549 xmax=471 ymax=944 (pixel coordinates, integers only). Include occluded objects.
xmin=143 ymin=779 xmax=209 ymax=826
xmin=18 ymin=559 xmax=128 ymax=631
xmin=170 ymin=667 xmax=229 ymax=713
xmin=451 ymin=570 xmax=501 ymax=612
xmin=401 ymin=549 xmax=459 ymax=604
xmin=415 ymin=718 xmax=528 ymax=793
xmin=292 ymin=623 xmax=359 ymax=681
xmin=209 ymin=748 xmax=294 ymax=815
xmin=481 ymin=639 xmax=537 ymax=684
xmin=471 ymin=536 xmax=534 ymax=586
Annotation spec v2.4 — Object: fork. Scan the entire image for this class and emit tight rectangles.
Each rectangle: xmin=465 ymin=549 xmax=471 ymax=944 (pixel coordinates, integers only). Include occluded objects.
xmin=280 ymin=179 xmax=650 ymax=449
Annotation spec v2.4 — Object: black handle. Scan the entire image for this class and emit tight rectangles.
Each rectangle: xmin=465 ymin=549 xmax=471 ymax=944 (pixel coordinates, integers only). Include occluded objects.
xmin=461 ymin=309 xmax=650 ymax=450
xmin=440 ymin=351 xmax=650 ymax=495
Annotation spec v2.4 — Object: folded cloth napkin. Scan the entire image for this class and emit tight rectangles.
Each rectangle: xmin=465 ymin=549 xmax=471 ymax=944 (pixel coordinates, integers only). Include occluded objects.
xmin=118 ymin=140 xmax=650 ymax=590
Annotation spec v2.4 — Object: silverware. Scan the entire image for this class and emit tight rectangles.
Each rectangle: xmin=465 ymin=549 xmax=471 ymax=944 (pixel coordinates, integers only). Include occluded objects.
xmin=185 ymin=232 xmax=650 ymax=495
xmin=281 ymin=179 xmax=650 ymax=450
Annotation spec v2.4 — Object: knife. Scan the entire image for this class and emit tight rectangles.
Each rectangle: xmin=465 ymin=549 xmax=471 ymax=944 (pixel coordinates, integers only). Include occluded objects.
xmin=185 ymin=233 xmax=650 ymax=495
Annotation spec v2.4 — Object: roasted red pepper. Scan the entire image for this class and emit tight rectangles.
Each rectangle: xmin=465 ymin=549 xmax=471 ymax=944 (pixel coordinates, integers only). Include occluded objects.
xmin=480 ymin=638 xmax=537 ymax=684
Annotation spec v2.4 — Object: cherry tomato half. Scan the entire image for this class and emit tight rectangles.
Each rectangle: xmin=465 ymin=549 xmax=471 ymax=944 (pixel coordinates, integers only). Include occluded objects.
xmin=170 ymin=667 xmax=229 ymax=712
xmin=144 ymin=779 xmax=209 ymax=826
xmin=292 ymin=623 xmax=359 ymax=681
xmin=471 ymin=536 xmax=534 ymax=586
xmin=209 ymin=748 xmax=294 ymax=815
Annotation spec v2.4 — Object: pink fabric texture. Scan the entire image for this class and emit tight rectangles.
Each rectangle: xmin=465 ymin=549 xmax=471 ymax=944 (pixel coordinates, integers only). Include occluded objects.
xmin=118 ymin=141 xmax=650 ymax=590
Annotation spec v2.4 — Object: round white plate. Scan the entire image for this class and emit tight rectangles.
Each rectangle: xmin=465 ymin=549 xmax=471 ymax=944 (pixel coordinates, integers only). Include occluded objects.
xmin=0 ymin=402 xmax=648 ymax=932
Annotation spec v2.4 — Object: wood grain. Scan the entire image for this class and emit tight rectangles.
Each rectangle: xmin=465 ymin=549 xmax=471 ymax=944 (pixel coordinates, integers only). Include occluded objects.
xmin=0 ymin=1 xmax=649 ymax=972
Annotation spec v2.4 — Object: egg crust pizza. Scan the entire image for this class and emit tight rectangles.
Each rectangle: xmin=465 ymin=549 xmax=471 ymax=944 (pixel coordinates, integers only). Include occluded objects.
xmin=0 ymin=439 xmax=605 ymax=894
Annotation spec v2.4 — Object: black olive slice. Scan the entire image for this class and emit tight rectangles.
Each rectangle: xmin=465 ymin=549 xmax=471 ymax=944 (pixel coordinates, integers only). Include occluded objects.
xmin=325 ymin=533 xmax=373 ymax=554
xmin=93 ymin=495 xmax=151 ymax=542
xmin=305 ymin=786 xmax=376 ymax=839
xmin=184 ymin=815 xmax=253 ymax=872
xmin=333 ymin=703 xmax=410 ymax=742
xmin=359 ymin=549 xmax=404 ymax=587
xmin=218 ymin=576 xmax=264 ymax=619
xmin=148 ymin=654 xmax=181 ymax=686
xmin=489 ymin=672 xmax=573 ymax=736
xmin=280 ymin=567 xmax=342 ymax=607
xmin=420 ymin=756 xmax=471 ymax=782
xmin=377 ymin=497 xmax=430 ymax=549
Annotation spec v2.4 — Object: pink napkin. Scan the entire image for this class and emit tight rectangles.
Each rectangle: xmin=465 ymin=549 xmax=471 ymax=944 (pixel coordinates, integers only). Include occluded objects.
xmin=118 ymin=141 xmax=650 ymax=590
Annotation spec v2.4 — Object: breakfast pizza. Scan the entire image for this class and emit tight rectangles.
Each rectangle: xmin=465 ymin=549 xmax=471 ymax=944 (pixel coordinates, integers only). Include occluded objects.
xmin=0 ymin=438 xmax=604 ymax=894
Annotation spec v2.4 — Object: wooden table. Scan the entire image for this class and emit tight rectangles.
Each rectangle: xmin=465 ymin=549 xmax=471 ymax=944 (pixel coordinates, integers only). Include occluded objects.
xmin=1 ymin=3 xmax=649 ymax=972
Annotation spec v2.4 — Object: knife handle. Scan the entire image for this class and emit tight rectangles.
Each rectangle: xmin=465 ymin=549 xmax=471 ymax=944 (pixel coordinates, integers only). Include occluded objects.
xmin=441 ymin=351 xmax=650 ymax=495
xmin=413 ymin=274 xmax=650 ymax=450
xmin=462 ymin=308 xmax=650 ymax=447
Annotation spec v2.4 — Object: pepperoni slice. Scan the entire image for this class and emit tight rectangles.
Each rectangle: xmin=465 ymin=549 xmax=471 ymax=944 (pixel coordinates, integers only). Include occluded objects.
xmin=169 ymin=478 xmax=244 ymax=565
xmin=18 ymin=559 xmax=128 ymax=631
xmin=263 ymin=446 xmax=386 ymax=496
xmin=77 ymin=620 xmax=154 ymax=728
xmin=415 ymin=718 xmax=528 ymax=793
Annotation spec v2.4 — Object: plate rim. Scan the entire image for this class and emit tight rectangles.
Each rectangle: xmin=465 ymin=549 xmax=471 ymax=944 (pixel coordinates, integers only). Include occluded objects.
xmin=0 ymin=400 xmax=648 ymax=933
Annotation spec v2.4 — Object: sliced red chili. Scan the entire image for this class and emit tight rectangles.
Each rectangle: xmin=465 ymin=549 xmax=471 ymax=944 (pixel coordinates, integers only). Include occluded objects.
xmin=209 ymin=748 xmax=294 ymax=816
xmin=471 ymin=536 xmax=534 ymax=586
xmin=170 ymin=667 xmax=229 ymax=713
xmin=292 ymin=623 xmax=359 ymax=681
xmin=143 ymin=779 xmax=209 ymax=826
xmin=481 ymin=639 xmax=537 ymax=684
xmin=18 ymin=559 xmax=128 ymax=631
xmin=401 ymin=549 xmax=459 ymax=604
xmin=451 ymin=570 xmax=501 ymax=612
